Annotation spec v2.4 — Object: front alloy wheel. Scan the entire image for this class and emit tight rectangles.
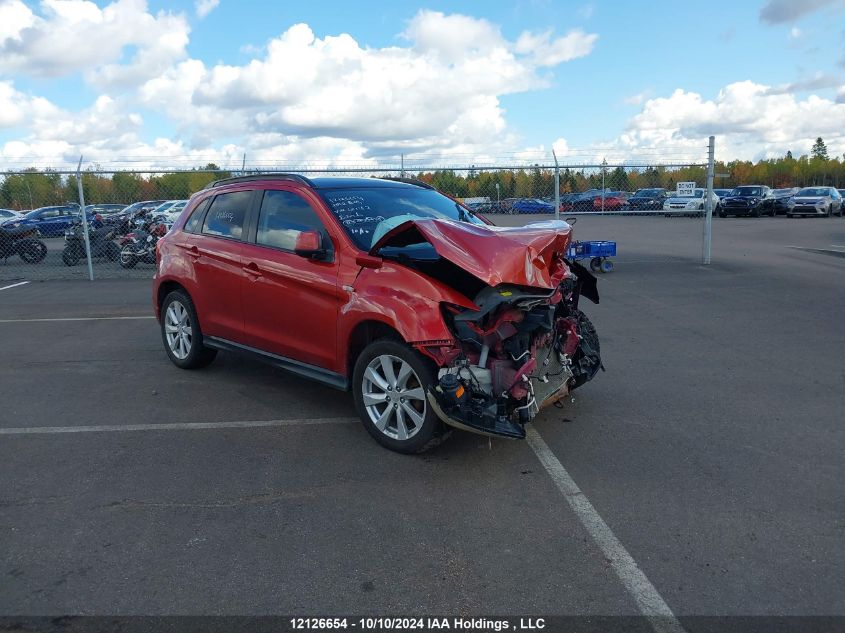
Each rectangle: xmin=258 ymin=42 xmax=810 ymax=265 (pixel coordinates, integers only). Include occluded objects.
xmin=353 ymin=340 xmax=449 ymax=453
xmin=362 ymin=354 xmax=427 ymax=441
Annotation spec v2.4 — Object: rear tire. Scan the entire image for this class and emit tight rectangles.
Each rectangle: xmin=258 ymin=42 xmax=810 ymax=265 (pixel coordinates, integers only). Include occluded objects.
xmin=160 ymin=290 xmax=217 ymax=369
xmin=352 ymin=339 xmax=450 ymax=454
xmin=61 ymin=248 xmax=80 ymax=266
xmin=19 ymin=241 xmax=47 ymax=264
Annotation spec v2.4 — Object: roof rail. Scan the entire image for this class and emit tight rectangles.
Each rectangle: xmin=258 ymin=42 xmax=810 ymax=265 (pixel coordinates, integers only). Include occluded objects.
xmin=376 ymin=176 xmax=435 ymax=190
xmin=203 ymin=173 xmax=315 ymax=190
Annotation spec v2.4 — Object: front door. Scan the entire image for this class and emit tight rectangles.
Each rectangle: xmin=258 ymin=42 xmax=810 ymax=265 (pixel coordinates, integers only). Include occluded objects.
xmin=240 ymin=188 xmax=341 ymax=372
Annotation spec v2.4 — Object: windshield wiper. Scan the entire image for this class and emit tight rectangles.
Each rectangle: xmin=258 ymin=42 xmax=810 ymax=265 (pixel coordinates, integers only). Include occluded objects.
xmin=455 ymin=202 xmax=475 ymax=223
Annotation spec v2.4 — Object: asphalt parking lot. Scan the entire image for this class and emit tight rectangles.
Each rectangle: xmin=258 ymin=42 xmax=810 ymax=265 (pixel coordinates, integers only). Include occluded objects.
xmin=1 ymin=216 xmax=843 ymax=628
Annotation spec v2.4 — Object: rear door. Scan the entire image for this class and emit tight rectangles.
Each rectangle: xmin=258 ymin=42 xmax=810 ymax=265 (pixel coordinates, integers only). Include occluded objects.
xmin=240 ymin=187 xmax=341 ymax=371
xmin=176 ymin=189 xmax=255 ymax=342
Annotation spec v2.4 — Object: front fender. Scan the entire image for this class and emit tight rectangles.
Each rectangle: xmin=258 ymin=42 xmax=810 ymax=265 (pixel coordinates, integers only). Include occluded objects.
xmin=339 ymin=262 xmax=477 ymax=362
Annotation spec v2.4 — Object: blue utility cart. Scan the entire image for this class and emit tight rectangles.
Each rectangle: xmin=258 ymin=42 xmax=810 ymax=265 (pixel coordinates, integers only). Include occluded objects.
xmin=567 ymin=240 xmax=617 ymax=273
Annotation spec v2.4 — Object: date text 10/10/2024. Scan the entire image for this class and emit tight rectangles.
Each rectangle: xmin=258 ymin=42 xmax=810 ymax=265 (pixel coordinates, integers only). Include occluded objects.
xmin=290 ymin=618 xmax=546 ymax=631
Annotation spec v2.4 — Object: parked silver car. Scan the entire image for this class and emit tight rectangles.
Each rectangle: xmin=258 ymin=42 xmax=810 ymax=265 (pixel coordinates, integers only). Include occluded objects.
xmin=786 ymin=187 xmax=843 ymax=217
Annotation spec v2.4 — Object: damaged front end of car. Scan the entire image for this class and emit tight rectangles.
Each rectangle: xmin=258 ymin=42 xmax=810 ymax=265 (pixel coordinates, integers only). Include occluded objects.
xmin=371 ymin=218 xmax=603 ymax=440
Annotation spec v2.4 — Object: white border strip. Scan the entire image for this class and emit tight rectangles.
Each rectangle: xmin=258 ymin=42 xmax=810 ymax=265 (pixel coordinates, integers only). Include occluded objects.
xmin=526 ymin=426 xmax=686 ymax=633
xmin=0 ymin=281 xmax=30 ymax=291
xmin=0 ymin=417 xmax=357 ymax=435
xmin=0 ymin=315 xmax=155 ymax=323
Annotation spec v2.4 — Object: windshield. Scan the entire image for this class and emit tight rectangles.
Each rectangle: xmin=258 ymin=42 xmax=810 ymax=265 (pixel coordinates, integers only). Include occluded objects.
xmin=731 ymin=187 xmax=762 ymax=196
xmin=796 ymin=188 xmax=829 ymax=197
xmin=634 ymin=189 xmax=662 ymax=197
xmin=319 ymin=186 xmax=485 ymax=250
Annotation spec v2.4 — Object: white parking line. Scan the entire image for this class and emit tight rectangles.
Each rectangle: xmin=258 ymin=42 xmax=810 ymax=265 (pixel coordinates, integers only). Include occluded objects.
xmin=0 ymin=315 xmax=155 ymax=323
xmin=0 ymin=281 xmax=30 ymax=291
xmin=526 ymin=426 xmax=686 ymax=633
xmin=0 ymin=417 xmax=358 ymax=435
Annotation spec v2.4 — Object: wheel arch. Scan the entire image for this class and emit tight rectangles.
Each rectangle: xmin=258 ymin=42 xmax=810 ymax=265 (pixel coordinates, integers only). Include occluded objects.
xmin=345 ymin=319 xmax=403 ymax=384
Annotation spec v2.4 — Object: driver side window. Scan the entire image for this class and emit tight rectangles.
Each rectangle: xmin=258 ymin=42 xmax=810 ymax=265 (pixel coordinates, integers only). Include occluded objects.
xmin=256 ymin=190 xmax=328 ymax=252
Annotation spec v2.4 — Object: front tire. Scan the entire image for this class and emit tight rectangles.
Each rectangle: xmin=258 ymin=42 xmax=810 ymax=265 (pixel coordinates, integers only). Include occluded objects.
xmin=352 ymin=340 xmax=449 ymax=454
xmin=160 ymin=290 xmax=217 ymax=369
xmin=19 ymin=241 xmax=47 ymax=264
xmin=119 ymin=244 xmax=138 ymax=268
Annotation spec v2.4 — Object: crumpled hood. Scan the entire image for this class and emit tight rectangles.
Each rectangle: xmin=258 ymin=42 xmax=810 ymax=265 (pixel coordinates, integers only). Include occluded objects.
xmin=369 ymin=218 xmax=573 ymax=289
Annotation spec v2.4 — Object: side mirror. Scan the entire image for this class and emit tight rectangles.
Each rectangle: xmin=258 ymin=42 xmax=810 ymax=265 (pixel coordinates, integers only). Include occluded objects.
xmin=294 ymin=230 xmax=327 ymax=260
xmin=565 ymin=216 xmax=577 ymax=225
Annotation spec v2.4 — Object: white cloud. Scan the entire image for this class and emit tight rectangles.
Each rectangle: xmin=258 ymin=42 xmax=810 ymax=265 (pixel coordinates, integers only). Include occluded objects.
xmin=788 ymin=26 xmax=802 ymax=39
xmin=0 ymin=0 xmax=190 ymax=84
xmin=135 ymin=12 xmax=597 ymax=153
xmin=514 ymin=28 xmax=597 ymax=67
xmin=616 ymin=81 xmax=845 ymax=160
xmin=194 ymin=0 xmax=219 ymax=19
xmin=0 ymin=81 xmax=60 ymax=128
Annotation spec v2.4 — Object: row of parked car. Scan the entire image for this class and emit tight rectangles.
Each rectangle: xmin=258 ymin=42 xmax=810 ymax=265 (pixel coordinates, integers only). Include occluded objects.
xmin=3 ymin=184 xmax=844 ymax=239
xmin=465 ymin=185 xmax=845 ymax=217
xmin=0 ymin=199 xmax=188 ymax=237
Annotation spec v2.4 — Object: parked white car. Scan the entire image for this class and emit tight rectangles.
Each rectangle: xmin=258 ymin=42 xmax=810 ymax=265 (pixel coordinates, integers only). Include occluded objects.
xmin=663 ymin=189 xmax=720 ymax=216
xmin=150 ymin=200 xmax=188 ymax=224
xmin=0 ymin=208 xmax=23 ymax=220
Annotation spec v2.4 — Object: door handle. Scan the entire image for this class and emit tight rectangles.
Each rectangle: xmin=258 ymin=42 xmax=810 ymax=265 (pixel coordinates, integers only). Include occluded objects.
xmin=243 ymin=262 xmax=262 ymax=279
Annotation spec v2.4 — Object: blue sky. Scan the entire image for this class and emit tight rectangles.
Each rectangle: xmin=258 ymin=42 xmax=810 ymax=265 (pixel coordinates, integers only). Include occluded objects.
xmin=1 ymin=0 xmax=844 ymax=168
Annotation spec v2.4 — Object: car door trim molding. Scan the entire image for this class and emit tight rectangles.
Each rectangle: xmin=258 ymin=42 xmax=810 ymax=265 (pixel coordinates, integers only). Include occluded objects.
xmin=203 ymin=335 xmax=348 ymax=391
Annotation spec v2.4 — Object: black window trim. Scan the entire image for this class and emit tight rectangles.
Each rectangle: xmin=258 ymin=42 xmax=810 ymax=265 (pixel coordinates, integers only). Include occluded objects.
xmin=183 ymin=196 xmax=212 ymax=235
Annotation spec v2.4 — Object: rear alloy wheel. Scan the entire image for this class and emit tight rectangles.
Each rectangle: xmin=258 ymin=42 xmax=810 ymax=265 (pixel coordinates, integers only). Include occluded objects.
xmin=353 ymin=340 xmax=449 ymax=454
xmin=160 ymin=291 xmax=216 ymax=369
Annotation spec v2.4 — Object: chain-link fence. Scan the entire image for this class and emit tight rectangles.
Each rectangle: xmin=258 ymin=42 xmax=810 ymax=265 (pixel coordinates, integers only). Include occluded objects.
xmin=1 ymin=150 xmax=715 ymax=281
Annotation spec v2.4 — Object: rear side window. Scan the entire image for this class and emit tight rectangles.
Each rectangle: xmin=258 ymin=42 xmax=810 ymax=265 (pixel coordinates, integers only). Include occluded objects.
xmin=202 ymin=191 xmax=250 ymax=239
xmin=184 ymin=198 xmax=210 ymax=233
xmin=256 ymin=190 xmax=326 ymax=251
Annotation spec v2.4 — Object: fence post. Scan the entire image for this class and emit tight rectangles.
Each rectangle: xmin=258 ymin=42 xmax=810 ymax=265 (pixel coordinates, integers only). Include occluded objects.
xmin=600 ymin=158 xmax=607 ymax=213
xmin=552 ymin=149 xmax=560 ymax=221
xmin=76 ymin=156 xmax=94 ymax=281
xmin=702 ymin=136 xmax=715 ymax=265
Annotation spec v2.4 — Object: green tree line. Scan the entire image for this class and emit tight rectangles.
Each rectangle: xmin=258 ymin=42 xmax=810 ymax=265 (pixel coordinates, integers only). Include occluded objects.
xmin=2 ymin=143 xmax=845 ymax=210
xmin=0 ymin=164 xmax=229 ymax=211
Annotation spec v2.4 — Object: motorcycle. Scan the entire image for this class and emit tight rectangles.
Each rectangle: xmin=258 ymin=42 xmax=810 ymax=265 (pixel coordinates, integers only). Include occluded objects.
xmin=61 ymin=220 xmax=121 ymax=266
xmin=118 ymin=216 xmax=168 ymax=268
xmin=0 ymin=224 xmax=48 ymax=264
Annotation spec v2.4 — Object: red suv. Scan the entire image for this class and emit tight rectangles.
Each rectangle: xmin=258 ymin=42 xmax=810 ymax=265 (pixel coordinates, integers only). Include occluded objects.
xmin=153 ymin=175 xmax=603 ymax=453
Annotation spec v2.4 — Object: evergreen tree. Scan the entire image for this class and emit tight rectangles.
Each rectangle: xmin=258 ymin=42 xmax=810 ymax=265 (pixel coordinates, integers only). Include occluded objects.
xmin=811 ymin=138 xmax=829 ymax=160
